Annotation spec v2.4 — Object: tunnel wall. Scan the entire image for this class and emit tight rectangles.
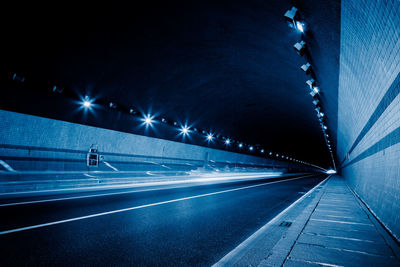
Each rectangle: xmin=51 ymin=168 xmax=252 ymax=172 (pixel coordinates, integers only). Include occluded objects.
xmin=337 ymin=0 xmax=400 ymax=241
xmin=0 ymin=110 xmax=314 ymax=174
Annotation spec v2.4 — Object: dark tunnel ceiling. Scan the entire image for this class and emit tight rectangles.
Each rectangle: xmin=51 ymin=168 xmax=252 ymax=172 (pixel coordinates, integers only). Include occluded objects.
xmin=3 ymin=0 xmax=340 ymax=168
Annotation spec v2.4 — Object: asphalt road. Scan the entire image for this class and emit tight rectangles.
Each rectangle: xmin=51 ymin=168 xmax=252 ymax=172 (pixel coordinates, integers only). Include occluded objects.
xmin=0 ymin=174 xmax=325 ymax=266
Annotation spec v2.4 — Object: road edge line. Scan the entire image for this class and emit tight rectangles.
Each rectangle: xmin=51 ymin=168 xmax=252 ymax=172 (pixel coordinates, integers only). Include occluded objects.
xmin=212 ymin=175 xmax=331 ymax=266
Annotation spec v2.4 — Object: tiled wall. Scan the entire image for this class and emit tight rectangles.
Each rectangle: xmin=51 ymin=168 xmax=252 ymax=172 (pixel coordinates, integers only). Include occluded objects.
xmin=0 ymin=110 xmax=308 ymax=172
xmin=338 ymin=0 xmax=400 ymax=241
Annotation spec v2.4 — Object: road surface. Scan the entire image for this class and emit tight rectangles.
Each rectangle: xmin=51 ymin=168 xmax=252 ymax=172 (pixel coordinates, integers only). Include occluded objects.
xmin=0 ymin=173 xmax=325 ymax=266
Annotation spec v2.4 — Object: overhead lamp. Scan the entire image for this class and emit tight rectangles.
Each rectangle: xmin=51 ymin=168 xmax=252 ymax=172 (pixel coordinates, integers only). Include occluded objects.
xmin=312 ymin=87 xmax=320 ymax=94
xmin=142 ymin=114 xmax=154 ymax=127
xmin=269 ymin=152 xmax=273 ymax=156
xmin=109 ymin=102 xmax=117 ymax=109
xmin=310 ymin=90 xmax=318 ymax=97
xmin=238 ymin=143 xmax=243 ymax=148
xmin=180 ymin=125 xmax=190 ymax=135
xmin=306 ymin=79 xmax=315 ymax=89
xmin=249 ymin=146 xmax=254 ymax=151
xmin=301 ymin=63 xmax=311 ymax=74
xmin=294 ymin=40 xmax=306 ymax=55
xmin=284 ymin=7 xmax=298 ymax=24
xmin=260 ymin=149 xmax=264 ymax=153
xmin=313 ymin=100 xmax=319 ymax=106
xmin=82 ymin=96 xmax=92 ymax=109
xmin=296 ymin=21 xmax=305 ymax=32
xmin=315 ymin=107 xmax=321 ymax=113
xmin=206 ymin=133 xmax=214 ymax=142
xmin=161 ymin=118 xmax=167 ymax=123
xmin=225 ymin=138 xmax=231 ymax=145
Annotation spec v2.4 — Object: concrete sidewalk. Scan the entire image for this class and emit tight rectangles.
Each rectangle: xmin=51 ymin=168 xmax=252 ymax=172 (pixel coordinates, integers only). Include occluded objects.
xmin=278 ymin=177 xmax=400 ymax=266
xmin=216 ymin=176 xmax=400 ymax=266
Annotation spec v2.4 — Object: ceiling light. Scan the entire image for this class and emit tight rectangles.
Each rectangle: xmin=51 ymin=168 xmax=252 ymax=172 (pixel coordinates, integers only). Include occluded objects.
xmin=301 ymin=63 xmax=311 ymax=74
xmin=294 ymin=40 xmax=306 ymax=55
xmin=181 ymin=125 xmax=190 ymax=135
xmin=306 ymin=79 xmax=315 ymax=89
xmin=142 ymin=114 xmax=154 ymax=127
xmin=82 ymin=96 xmax=92 ymax=109
xmin=296 ymin=21 xmax=305 ymax=32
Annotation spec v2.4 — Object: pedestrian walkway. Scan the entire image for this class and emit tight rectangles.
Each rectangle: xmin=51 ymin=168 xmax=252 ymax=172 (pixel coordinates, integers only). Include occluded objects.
xmin=279 ymin=177 xmax=400 ymax=266
xmin=215 ymin=176 xmax=400 ymax=266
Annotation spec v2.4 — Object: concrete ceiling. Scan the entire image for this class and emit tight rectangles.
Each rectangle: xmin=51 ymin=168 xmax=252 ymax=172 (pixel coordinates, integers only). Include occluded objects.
xmin=2 ymin=0 xmax=340 ymax=167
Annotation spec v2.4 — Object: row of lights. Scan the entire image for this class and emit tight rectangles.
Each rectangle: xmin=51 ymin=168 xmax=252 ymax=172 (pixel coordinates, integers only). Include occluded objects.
xmin=10 ymin=65 xmax=322 ymax=170
xmin=11 ymin=71 xmax=320 ymax=169
xmin=80 ymin=94 xmax=320 ymax=166
xmin=284 ymin=6 xmax=335 ymax=171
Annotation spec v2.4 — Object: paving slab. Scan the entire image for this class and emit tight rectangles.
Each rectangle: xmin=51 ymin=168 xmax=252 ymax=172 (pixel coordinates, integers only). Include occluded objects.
xmin=284 ymin=177 xmax=400 ymax=266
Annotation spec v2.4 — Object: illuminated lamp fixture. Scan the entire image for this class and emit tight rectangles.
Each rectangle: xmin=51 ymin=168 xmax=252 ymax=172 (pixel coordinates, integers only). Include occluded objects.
xmin=269 ymin=152 xmax=273 ymax=156
xmin=161 ymin=117 xmax=167 ymax=123
xmin=313 ymin=100 xmax=319 ymax=106
xmin=82 ymin=96 xmax=92 ymax=109
xmin=260 ymin=149 xmax=264 ymax=153
xmin=249 ymin=146 xmax=254 ymax=151
xmin=173 ymin=121 xmax=178 ymax=126
xmin=109 ymin=102 xmax=117 ymax=109
xmin=301 ymin=63 xmax=311 ymax=74
xmin=180 ymin=125 xmax=190 ymax=136
xmin=312 ymin=87 xmax=320 ymax=94
xmin=206 ymin=133 xmax=214 ymax=142
xmin=284 ymin=6 xmax=298 ymax=28
xmin=294 ymin=40 xmax=306 ymax=55
xmin=225 ymin=138 xmax=231 ymax=146
xmin=306 ymin=79 xmax=315 ymax=89
xmin=315 ymin=107 xmax=321 ymax=113
xmin=238 ymin=143 xmax=243 ymax=148
xmin=296 ymin=21 xmax=305 ymax=33
xmin=142 ymin=114 xmax=154 ymax=127
xmin=310 ymin=90 xmax=318 ymax=97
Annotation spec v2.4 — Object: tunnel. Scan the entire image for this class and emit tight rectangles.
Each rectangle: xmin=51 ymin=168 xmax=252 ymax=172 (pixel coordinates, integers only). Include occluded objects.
xmin=1 ymin=0 xmax=399 ymax=266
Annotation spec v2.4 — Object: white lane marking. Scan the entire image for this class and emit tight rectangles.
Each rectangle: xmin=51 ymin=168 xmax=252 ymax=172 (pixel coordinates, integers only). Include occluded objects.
xmin=103 ymin=161 xmax=119 ymax=171
xmin=145 ymin=171 xmax=156 ymax=176
xmin=213 ymin=175 xmax=331 ymax=266
xmin=0 ymin=175 xmax=315 ymax=235
xmin=83 ymin=173 xmax=97 ymax=178
xmin=0 ymin=160 xmax=15 ymax=172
